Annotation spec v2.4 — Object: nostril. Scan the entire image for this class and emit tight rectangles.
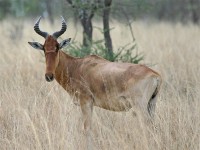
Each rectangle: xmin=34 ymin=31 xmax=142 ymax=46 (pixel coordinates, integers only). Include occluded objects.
xmin=50 ymin=75 xmax=53 ymax=80
xmin=45 ymin=73 xmax=54 ymax=82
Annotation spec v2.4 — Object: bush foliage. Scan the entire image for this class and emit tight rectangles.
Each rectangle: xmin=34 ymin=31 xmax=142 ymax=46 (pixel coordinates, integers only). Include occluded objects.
xmin=64 ymin=39 xmax=143 ymax=64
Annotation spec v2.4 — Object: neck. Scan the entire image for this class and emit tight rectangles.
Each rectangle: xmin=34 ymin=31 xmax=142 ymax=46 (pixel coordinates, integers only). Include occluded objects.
xmin=54 ymin=51 xmax=76 ymax=90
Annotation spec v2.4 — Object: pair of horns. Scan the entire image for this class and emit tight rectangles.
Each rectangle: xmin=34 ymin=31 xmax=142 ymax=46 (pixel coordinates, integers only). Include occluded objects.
xmin=34 ymin=16 xmax=67 ymax=39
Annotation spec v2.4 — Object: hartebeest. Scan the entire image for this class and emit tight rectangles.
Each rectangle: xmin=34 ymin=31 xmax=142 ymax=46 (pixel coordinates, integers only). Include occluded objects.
xmin=28 ymin=16 xmax=161 ymax=139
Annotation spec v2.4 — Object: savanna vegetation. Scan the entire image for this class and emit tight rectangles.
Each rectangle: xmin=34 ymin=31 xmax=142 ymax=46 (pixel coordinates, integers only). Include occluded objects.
xmin=0 ymin=0 xmax=200 ymax=150
xmin=0 ymin=19 xmax=199 ymax=149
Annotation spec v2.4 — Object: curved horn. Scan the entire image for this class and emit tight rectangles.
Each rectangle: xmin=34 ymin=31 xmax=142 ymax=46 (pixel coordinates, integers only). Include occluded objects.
xmin=34 ymin=16 xmax=48 ymax=38
xmin=52 ymin=16 xmax=67 ymax=39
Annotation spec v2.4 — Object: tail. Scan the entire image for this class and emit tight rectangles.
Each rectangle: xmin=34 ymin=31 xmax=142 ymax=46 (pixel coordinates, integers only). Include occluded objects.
xmin=147 ymin=77 xmax=161 ymax=117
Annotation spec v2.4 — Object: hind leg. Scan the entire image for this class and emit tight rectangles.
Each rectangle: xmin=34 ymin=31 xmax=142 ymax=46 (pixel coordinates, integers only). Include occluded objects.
xmin=138 ymin=97 xmax=152 ymax=124
xmin=130 ymin=93 xmax=151 ymax=125
xmin=148 ymin=96 xmax=157 ymax=118
xmin=130 ymin=96 xmax=152 ymax=150
xmin=131 ymin=89 xmax=156 ymax=125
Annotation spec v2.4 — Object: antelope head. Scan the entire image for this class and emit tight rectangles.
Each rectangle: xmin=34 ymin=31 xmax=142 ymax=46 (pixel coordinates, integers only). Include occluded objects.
xmin=28 ymin=16 xmax=71 ymax=82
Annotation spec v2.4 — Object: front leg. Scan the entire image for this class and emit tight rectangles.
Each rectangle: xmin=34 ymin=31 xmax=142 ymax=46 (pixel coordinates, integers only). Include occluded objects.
xmin=80 ymin=99 xmax=93 ymax=132
xmin=80 ymin=98 xmax=94 ymax=150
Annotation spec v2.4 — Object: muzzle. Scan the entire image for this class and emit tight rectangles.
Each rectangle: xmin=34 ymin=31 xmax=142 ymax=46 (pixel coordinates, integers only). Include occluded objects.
xmin=45 ymin=73 xmax=54 ymax=82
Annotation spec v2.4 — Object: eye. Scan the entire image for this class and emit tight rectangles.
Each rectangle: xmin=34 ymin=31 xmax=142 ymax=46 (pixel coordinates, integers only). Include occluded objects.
xmin=55 ymin=45 xmax=59 ymax=51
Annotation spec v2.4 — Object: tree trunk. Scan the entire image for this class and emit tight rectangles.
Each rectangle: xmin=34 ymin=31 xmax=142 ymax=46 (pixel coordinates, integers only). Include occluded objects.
xmin=66 ymin=0 xmax=96 ymax=53
xmin=103 ymin=0 xmax=113 ymax=61
xmin=80 ymin=7 xmax=93 ymax=48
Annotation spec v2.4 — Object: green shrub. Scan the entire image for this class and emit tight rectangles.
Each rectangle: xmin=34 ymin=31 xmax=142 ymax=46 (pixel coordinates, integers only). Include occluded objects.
xmin=63 ymin=39 xmax=143 ymax=64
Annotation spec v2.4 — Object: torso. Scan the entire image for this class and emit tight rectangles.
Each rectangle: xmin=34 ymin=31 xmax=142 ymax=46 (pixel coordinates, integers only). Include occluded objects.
xmin=55 ymin=51 xmax=159 ymax=111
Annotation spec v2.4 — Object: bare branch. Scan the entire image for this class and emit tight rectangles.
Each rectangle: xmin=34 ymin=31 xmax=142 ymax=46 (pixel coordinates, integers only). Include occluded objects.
xmin=121 ymin=7 xmax=136 ymax=42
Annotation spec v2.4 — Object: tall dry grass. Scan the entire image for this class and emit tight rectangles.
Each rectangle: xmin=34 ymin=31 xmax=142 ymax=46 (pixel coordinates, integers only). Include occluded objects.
xmin=0 ymin=18 xmax=199 ymax=150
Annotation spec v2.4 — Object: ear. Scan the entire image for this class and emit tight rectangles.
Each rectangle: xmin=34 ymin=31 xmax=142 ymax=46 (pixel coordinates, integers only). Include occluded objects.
xmin=59 ymin=38 xmax=71 ymax=49
xmin=28 ymin=42 xmax=44 ymax=50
